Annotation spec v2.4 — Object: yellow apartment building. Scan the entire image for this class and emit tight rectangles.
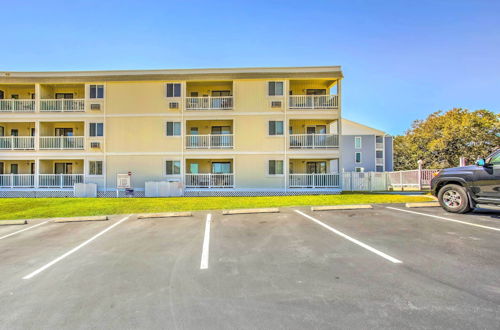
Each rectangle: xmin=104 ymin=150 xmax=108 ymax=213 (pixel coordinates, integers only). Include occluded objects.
xmin=0 ymin=66 xmax=342 ymax=197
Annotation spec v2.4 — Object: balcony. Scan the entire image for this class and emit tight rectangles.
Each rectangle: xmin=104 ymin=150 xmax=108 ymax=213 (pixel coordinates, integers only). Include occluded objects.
xmin=289 ymin=134 xmax=338 ymax=149
xmin=40 ymin=99 xmax=85 ymax=112
xmin=186 ymin=134 xmax=233 ymax=149
xmin=185 ymin=173 xmax=234 ymax=188
xmin=0 ymin=100 xmax=36 ymax=113
xmin=38 ymin=174 xmax=84 ymax=188
xmin=289 ymin=95 xmax=338 ymax=109
xmin=0 ymin=174 xmax=35 ymax=188
xmin=185 ymin=96 xmax=233 ymax=110
xmin=288 ymin=173 xmax=340 ymax=188
xmin=39 ymin=136 xmax=84 ymax=150
xmin=0 ymin=136 xmax=35 ymax=150
xmin=185 ymin=80 xmax=233 ymax=110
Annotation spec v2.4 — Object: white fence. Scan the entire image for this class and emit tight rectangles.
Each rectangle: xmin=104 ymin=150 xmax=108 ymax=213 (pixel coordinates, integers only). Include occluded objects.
xmin=342 ymin=169 xmax=438 ymax=191
xmin=185 ymin=174 xmax=234 ymax=188
xmin=0 ymin=100 xmax=36 ymax=112
xmin=40 ymin=99 xmax=85 ymax=112
xmin=38 ymin=174 xmax=84 ymax=188
xmin=289 ymin=134 xmax=339 ymax=148
xmin=185 ymin=96 xmax=233 ymax=110
xmin=289 ymin=95 xmax=338 ymax=109
xmin=289 ymin=174 xmax=340 ymax=188
xmin=39 ymin=136 xmax=84 ymax=149
xmin=0 ymin=136 xmax=35 ymax=150
xmin=0 ymin=175 xmax=35 ymax=188
xmin=186 ymin=134 xmax=233 ymax=149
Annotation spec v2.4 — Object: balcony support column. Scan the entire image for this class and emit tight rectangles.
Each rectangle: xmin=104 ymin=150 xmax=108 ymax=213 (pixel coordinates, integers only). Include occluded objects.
xmin=34 ymin=158 xmax=40 ymax=189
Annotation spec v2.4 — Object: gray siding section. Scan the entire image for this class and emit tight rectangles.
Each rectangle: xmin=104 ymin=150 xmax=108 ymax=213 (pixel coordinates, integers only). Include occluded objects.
xmin=385 ymin=136 xmax=394 ymax=171
xmin=341 ymin=135 xmax=375 ymax=172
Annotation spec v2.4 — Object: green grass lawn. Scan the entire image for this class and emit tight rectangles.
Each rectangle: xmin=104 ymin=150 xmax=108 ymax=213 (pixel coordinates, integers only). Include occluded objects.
xmin=0 ymin=193 xmax=434 ymax=220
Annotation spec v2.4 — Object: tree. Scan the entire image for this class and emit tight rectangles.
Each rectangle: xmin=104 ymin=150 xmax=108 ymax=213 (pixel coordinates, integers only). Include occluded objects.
xmin=394 ymin=108 xmax=500 ymax=170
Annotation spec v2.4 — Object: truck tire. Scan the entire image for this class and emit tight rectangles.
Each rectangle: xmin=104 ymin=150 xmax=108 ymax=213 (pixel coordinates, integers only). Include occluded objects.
xmin=438 ymin=184 xmax=472 ymax=214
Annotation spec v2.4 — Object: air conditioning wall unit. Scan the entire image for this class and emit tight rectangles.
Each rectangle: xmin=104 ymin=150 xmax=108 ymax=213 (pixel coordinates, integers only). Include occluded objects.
xmin=169 ymin=102 xmax=179 ymax=109
xmin=90 ymin=103 xmax=101 ymax=110
xmin=90 ymin=142 xmax=101 ymax=149
xmin=271 ymin=100 xmax=282 ymax=109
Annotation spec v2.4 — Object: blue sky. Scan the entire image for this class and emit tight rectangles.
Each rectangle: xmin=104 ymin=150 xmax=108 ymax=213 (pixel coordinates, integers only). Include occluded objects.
xmin=1 ymin=0 xmax=498 ymax=135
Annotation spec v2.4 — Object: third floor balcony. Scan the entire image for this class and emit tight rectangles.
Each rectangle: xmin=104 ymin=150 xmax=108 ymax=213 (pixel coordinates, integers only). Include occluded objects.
xmin=288 ymin=79 xmax=339 ymax=110
xmin=185 ymin=81 xmax=233 ymax=110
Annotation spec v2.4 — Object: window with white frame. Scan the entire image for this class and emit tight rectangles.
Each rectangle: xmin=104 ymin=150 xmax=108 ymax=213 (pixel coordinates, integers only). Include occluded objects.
xmin=268 ymin=81 xmax=284 ymax=96
xmin=166 ymin=83 xmax=181 ymax=98
xmin=268 ymin=160 xmax=284 ymax=175
xmin=89 ymin=85 xmax=104 ymax=99
xmin=89 ymin=123 xmax=104 ymax=137
xmin=166 ymin=160 xmax=181 ymax=175
xmin=268 ymin=121 xmax=284 ymax=135
xmin=354 ymin=136 xmax=362 ymax=149
xmin=166 ymin=122 xmax=181 ymax=136
xmin=88 ymin=161 xmax=103 ymax=175
xmin=355 ymin=152 xmax=362 ymax=163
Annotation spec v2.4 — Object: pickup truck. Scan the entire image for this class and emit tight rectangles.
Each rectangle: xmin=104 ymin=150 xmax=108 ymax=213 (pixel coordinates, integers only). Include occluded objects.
xmin=431 ymin=149 xmax=500 ymax=213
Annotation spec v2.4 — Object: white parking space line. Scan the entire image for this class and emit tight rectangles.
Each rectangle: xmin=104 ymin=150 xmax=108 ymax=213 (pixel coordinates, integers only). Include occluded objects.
xmin=200 ymin=214 xmax=212 ymax=270
xmin=295 ymin=210 xmax=402 ymax=264
xmin=387 ymin=207 xmax=500 ymax=232
xmin=22 ymin=215 xmax=131 ymax=280
xmin=0 ymin=221 xmax=49 ymax=241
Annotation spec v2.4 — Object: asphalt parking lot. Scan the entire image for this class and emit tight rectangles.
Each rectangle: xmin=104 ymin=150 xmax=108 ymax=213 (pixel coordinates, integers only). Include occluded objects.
xmin=0 ymin=204 xmax=499 ymax=329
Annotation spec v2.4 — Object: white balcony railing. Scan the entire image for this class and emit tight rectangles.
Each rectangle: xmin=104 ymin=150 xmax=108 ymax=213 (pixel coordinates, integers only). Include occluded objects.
xmin=185 ymin=173 xmax=234 ymax=188
xmin=289 ymin=95 xmax=338 ymax=109
xmin=39 ymin=136 xmax=84 ymax=150
xmin=0 ymin=174 xmax=35 ymax=188
xmin=186 ymin=134 xmax=234 ymax=149
xmin=289 ymin=134 xmax=339 ymax=148
xmin=38 ymin=174 xmax=84 ymax=188
xmin=185 ymin=96 xmax=233 ymax=110
xmin=40 ymin=99 xmax=85 ymax=112
xmin=0 ymin=136 xmax=35 ymax=150
xmin=0 ymin=99 xmax=36 ymax=112
xmin=289 ymin=173 xmax=340 ymax=188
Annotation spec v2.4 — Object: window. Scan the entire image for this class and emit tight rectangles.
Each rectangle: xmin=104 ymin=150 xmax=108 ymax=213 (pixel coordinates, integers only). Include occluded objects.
xmin=89 ymin=161 xmax=103 ymax=175
xmin=376 ymin=166 xmax=384 ymax=172
xmin=268 ymin=121 xmax=284 ymax=135
xmin=355 ymin=152 xmax=362 ymax=163
xmin=166 ymin=161 xmax=181 ymax=175
xmin=166 ymin=122 xmax=181 ymax=136
xmin=212 ymin=162 xmax=232 ymax=174
xmin=268 ymin=81 xmax=284 ymax=96
xmin=90 ymin=85 xmax=104 ymax=99
xmin=354 ymin=137 xmax=362 ymax=149
xmin=268 ymin=160 xmax=284 ymax=175
xmin=89 ymin=123 xmax=104 ymax=137
xmin=376 ymin=150 xmax=384 ymax=158
xmin=166 ymin=83 xmax=181 ymax=98
xmin=376 ymin=135 xmax=384 ymax=143
xmin=11 ymin=94 xmax=19 ymax=99
xmin=355 ymin=167 xmax=364 ymax=173
xmin=488 ymin=152 xmax=500 ymax=165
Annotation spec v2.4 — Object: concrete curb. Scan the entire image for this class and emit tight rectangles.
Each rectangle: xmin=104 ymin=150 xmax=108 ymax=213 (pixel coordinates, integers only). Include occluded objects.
xmin=52 ymin=216 xmax=109 ymax=223
xmin=137 ymin=212 xmax=192 ymax=219
xmin=222 ymin=208 xmax=280 ymax=215
xmin=405 ymin=202 xmax=441 ymax=208
xmin=0 ymin=220 xmax=28 ymax=226
xmin=311 ymin=205 xmax=373 ymax=211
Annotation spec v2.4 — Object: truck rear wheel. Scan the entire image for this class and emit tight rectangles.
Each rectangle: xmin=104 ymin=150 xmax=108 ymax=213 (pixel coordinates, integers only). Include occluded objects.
xmin=438 ymin=184 xmax=472 ymax=214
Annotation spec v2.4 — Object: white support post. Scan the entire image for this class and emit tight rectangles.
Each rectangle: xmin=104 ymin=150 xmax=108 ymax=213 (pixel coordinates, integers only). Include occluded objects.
xmin=417 ymin=159 xmax=423 ymax=191
xmin=34 ymin=158 xmax=40 ymax=189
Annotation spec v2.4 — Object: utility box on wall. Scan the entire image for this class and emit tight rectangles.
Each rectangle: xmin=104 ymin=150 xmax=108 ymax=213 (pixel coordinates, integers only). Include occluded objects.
xmin=145 ymin=181 xmax=183 ymax=197
xmin=74 ymin=183 xmax=98 ymax=198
